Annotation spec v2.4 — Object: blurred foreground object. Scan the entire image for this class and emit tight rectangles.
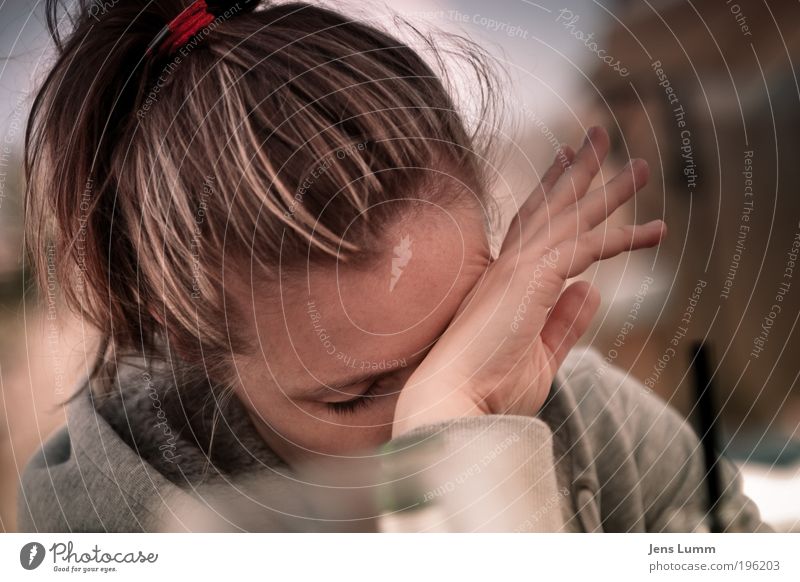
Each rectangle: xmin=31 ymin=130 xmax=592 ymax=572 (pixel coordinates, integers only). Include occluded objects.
xmin=159 ymin=418 xmax=564 ymax=533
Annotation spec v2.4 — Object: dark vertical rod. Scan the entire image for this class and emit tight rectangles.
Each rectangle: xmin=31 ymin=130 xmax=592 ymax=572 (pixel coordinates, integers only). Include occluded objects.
xmin=691 ymin=341 xmax=724 ymax=532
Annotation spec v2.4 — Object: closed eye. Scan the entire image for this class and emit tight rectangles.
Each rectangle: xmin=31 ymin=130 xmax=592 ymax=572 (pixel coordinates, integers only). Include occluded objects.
xmin=326 ymin=380 xmax=386 ymax=415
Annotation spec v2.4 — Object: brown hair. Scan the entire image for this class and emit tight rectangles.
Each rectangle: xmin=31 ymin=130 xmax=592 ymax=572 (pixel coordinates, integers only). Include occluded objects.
xmin=24 ymin=0 xmax=502 ymax=393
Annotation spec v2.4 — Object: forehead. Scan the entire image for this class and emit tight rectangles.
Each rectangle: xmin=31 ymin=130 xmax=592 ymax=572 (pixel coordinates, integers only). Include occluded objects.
xmin=245 ymin=203 xmax=490 ymax=393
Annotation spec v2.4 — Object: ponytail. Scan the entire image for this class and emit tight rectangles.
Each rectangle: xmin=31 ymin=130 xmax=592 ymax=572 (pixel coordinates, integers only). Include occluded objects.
xmin=25 ymin=1 xmax=217 ymax=388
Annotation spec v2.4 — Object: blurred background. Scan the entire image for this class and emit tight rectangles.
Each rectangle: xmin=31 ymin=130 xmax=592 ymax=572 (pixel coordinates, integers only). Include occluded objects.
xmin=1 ymin=0 xmax=799 ymax=531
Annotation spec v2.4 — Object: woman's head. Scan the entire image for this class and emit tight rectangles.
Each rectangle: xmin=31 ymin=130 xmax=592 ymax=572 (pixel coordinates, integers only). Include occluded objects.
xmin=26 ymin=0 xmax=501 ymax=463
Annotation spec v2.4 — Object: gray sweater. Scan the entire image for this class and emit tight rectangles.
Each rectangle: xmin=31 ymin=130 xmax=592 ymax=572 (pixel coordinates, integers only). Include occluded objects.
xmin=16 ymin=347 xmax=772 ymax=532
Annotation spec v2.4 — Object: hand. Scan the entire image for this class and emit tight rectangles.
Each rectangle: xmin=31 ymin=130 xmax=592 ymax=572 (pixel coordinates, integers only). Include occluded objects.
xmin=392 ymin=126 xmax=666 ymax=437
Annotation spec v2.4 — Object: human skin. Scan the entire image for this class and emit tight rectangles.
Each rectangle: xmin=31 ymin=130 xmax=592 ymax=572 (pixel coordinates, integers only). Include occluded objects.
xmin=230 ymin=126 xmax=666 ymax=466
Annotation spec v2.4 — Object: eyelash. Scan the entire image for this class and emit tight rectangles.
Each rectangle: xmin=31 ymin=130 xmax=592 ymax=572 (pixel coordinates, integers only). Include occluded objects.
xmin=327 ymin=381 xmax=382 ymax=415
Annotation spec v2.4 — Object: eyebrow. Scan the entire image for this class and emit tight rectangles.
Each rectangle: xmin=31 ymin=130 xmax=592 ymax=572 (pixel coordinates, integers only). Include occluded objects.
xmin=299 ymin=346 xmax=434 ymax=397
xmin=295 ymin=367 xmax=396 ymax=400
xmin=326 ymin=368 xmax=397 ymax=393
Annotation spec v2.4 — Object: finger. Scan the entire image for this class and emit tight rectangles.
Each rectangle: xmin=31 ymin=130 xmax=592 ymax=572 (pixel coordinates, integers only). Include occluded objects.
xmin=501 ymin=145 xmax=575 ymax=254
xmin=574 ymin=158 xmax=650 ymax=232
xmin=521 ymin=145 xmax=576 ymax=212
xmin=541 ymin=145 xmax=576 ymax=192
xmin=540 ymin=280 xmax=601 ymax=372
xmin=549 ymin=126 xmax=611 ymax=208
xmin=526 ymin=127 xmax=611 ymax=241
xmin=558 ymin=219 xmax=667 ymax=279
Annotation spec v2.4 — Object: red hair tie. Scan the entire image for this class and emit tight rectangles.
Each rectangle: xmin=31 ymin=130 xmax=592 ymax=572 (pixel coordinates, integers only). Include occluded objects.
xmin=146 ymin=0 xmax=258 ymax=57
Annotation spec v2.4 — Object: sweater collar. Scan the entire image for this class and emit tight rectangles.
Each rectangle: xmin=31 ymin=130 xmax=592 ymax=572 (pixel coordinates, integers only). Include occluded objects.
xmin=69 ymin=354 xmax=600 ymax=527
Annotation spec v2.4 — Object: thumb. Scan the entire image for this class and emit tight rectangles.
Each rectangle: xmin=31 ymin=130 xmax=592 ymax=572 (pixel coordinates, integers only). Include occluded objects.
xmin=540 ymin=280 xmax=601 ymax=372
